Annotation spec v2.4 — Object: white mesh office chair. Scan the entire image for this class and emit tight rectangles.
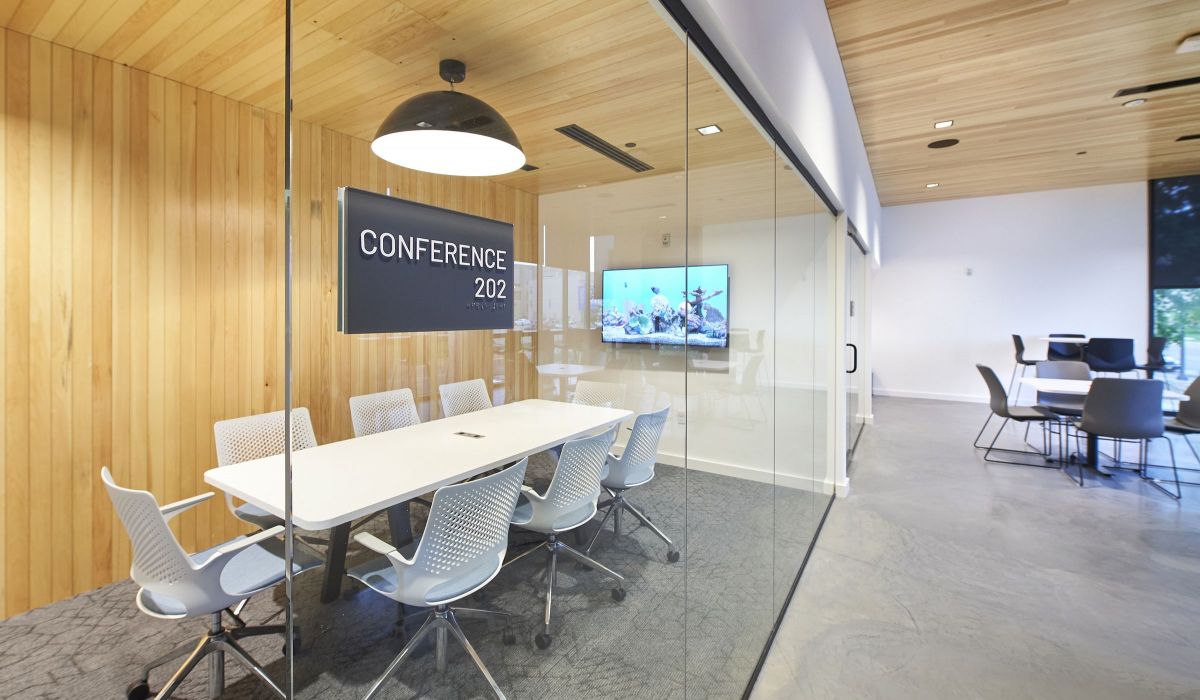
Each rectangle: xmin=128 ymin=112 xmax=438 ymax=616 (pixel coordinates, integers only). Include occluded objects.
xmin=536 ymin=380 xmax=626 ymax=467
xmin=349 ymin=388 xmax=422 ymax=437
xmin=585 ymin=406 xmax=678 ymax=562
xmin=102 ymin=467 xmax=321 ymax=700
xmin=213 ymin=408 xmax=317 ymax=529
xmin=504 ymin=426 xmax=624 ymax=649
xmin=348 ymin=388 xmax=425 ymax=542
xmin=572 ymin=380 xmax=626 ymax=408
xmin=347 ymin=459 xmax=528 ymax=700
xmin=439 ymin=378 xmax=492 ymax=418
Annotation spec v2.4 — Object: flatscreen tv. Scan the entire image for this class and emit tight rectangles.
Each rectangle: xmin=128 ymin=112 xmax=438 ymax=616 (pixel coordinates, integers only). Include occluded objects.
xmin=601 ymin=264 xmax=729 ymax=347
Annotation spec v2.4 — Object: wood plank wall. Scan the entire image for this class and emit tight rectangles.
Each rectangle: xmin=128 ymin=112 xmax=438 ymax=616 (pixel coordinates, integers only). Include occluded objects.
xmin=0 ymin=26 xmax=538 ymax=619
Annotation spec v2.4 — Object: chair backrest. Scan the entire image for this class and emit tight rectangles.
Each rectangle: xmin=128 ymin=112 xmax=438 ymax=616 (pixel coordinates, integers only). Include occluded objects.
xmin=608 ymin=405 xmax=670 ymax=485
xmin=1035 ymin=360 xmax=1089 ymax=405
xmin=412 ymin=458 xmax=527 ymax=584
xmin=544 ymin=426 xmax=618 ymax=512
xmin=1146 ymin=336 xmax=1167 ymax=365
xmin=439 ymin=378 xmax=492 ymax=418
xmin=349 ymin=388 xmax=421 ymax=437
xmin=573 ymin=380 xmax=626 ymax=409
xmin=101 ymin=467 xmax=194 ymax=591
xmin=1177 ymin=377 xmax=1200 ymax=428
xmin=741 ymin=353 xmax=765 ymax=390
xmin=1080 ymin=378 xmax=1164 ymax=439
xmin=214 ymin=408 xmax=317 ymax=467
xmin=976 ymin=364 xmax=1011 ymax=417
xmin=1084 ymin=338 xmax=1136 ymax=373
xmin=1047 ymin=333 xmax=1085 ymax=362
xmin=1011 ymin=334 xmax=1027 ymax=362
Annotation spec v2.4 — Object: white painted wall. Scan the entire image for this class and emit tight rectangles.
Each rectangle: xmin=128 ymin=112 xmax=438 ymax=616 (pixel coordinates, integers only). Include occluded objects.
xmin=538 ymin=169 xmax=836 ymax=494
xmin=679 ymin=0 xmax=882 ymax=258
xmin=873 ymin=183 xmax=1149 ymax=403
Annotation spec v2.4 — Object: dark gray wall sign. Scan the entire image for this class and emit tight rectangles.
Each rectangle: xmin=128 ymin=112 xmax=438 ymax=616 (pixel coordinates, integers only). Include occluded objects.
xmin=338 ymin=187 xmax=515 ymax=333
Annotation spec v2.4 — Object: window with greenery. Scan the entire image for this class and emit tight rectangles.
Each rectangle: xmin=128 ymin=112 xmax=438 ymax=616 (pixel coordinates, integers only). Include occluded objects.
xmin=1150 ymin=175 xmax=1200 ymax=382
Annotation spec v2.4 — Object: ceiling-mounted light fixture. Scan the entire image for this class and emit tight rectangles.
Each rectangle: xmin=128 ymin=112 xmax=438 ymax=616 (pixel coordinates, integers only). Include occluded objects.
xmin=925 ymin=183 xmax=940 ymax=188
xmin=372 ymin=59 xmax=525 ymax=177
xmin=1122 ymin=98 xmax=1147 ymax=107
xmin=933 ymin=119 xmax=954 ymax=129
xmin=696 ymin=124 xmax=722 ymax=135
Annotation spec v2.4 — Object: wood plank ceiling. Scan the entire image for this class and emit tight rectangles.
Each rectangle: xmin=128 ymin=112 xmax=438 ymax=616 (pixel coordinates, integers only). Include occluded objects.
xmin=0 ymin=0 xmax=764 ymax=196
xmin=826 ymin=0 xmax=1200 ymax=206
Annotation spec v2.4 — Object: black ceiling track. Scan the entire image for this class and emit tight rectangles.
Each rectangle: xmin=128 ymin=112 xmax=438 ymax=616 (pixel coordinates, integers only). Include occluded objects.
xmin=520 ymin=163 xmax=540 ymax=171
xmin=555 ymin=124 xmax=654 ymax=172
xmin=656 ymin=0 xmax=839 ymax=219
xmin=1176 ymin=134 xmax=1200 ymax=142
xmin=1114 ymin=75 xmax=1200 ymax=97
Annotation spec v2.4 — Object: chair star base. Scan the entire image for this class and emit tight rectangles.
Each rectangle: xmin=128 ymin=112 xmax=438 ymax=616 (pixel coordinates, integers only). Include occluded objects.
xmin=128 ymin=611 xmax=287 ymax=700
xmin=587 ymin=488 xmax=681 ymax=563
xmin=503 ymin=533 xmax=626 ymax=648
xmin=364 ymin=605 xmax=514 ymax=700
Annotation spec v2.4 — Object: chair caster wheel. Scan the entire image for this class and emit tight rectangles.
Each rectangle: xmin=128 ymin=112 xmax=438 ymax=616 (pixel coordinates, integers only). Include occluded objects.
xmin=667 ymin=549 xmax=680 ymax=563
xmin=503 ymin=629 xmax=517 ymax=645
xmin=535 ymin=633 xmax=552 ymax=649
xmin=126 ymin=681 xmax=152 ymax=700
xmin=611 ymin=587 xmax=627 ymax=602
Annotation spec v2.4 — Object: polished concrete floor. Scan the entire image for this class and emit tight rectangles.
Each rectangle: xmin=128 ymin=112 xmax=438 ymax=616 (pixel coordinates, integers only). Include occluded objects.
xmin=753 ymin=396 xmax=1200 ymax=700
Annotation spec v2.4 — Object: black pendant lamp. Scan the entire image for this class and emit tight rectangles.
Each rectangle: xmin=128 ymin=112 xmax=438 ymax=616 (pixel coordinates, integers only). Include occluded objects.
xmin=371 ymin=59 xmax=525 ymax=177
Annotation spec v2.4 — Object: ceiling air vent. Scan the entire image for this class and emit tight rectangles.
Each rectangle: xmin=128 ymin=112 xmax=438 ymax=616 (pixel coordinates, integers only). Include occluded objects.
xmin=1113 ymin=75 xmax=1200 ymax=97
xmin=555 ymin=124 xmax=653 ymax=173
xmin=1176 ymin=134 xmax=1200 ymax=142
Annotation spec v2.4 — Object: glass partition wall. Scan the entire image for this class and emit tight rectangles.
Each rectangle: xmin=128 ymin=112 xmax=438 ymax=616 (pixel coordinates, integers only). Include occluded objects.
xmin=0 ymin=2 xmax=836 ymax=699
xmin=280 ymin=2 xmax=834 ymax=698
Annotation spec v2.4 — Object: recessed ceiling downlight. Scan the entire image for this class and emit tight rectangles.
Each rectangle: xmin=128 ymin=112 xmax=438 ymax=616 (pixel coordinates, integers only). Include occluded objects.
xmin=933 ymin=120 xmax=954 ymax=129
xmin=925 ymin=183 xmax=939 ymax=188
xmin=1122 ymin=98 xmax=1147 ymax=107
xmin=372 ymin=59 xmax=525 ymax=177
xmin=928 ymin=138 xmax=959 ymax=149
xmin=696 ymin=124 xmax=722 ymax=135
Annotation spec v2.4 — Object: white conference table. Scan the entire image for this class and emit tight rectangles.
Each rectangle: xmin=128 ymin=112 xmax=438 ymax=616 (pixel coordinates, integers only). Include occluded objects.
xmin=205 ymin=399 xmax=631 ymax=602
xmin=1019 ymin=377 xmax=1189 ymax=475
xmin=1019 ymin=377 xmax=1189 ymax=402
xmin=535 ymin=363 xmax=604 ymax=378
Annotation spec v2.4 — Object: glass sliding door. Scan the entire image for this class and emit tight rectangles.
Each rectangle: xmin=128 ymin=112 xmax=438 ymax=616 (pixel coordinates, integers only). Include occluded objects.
xmin=286 ymin=1 xmax=689 ymax=697
xmin=684 ymin=43 xmax=779 ymax=695
xmin=846 ymin=234 xmax=868 ymax=460
xmin=278 ymin=2 xmax=840 ymax=698
xmin=774 ymin=156 xmax=822 ymax=617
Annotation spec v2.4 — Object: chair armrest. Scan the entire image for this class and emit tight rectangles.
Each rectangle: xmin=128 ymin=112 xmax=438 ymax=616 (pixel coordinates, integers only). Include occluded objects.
xmin=214 ymin=526 xmax=285 ymax=557
xmin=354 ymin=532 xmax=416 ymax=568
xmin=160 ymin=492 xmax=215 ymax=521
xmin=519 ymin=484 xmax=547 ymax=502
xmin=353 ymin=532 xmax=397 ymax=555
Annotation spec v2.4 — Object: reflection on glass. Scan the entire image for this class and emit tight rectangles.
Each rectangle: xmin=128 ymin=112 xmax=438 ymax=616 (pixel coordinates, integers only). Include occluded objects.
xmin=513 ymin=261 xmax=538 ymax=331
xmin=542 ymin=266 xmax=564 ymax=331
xmin=567 ymin=268 xmax=589 ymax=329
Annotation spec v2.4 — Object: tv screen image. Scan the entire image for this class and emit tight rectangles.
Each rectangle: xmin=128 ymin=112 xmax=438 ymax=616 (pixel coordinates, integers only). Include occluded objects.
xmin=601 ymin=264 xmax=729 ymax=347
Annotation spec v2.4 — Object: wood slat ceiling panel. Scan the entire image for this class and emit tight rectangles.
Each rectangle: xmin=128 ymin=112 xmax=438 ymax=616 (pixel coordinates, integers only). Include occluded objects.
xmin=0 ymin=0 xmax=769 ymax=196
xmin=826 ymin=0 xmax=1200 ymax=205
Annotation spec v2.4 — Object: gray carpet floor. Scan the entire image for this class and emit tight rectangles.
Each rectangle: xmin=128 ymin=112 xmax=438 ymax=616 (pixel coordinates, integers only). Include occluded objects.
xmin=0 ymin=462 xmax=824 ymax=699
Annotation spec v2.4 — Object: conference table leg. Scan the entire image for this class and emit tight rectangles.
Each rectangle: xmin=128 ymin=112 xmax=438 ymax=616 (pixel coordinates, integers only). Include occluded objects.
xmin=387 ymin=502 xmax=414 ymax=547
xmin=320 ymin=523 xmax=351 ymax=604
xmin=319 ymin=504 xmax=414 ymax=604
